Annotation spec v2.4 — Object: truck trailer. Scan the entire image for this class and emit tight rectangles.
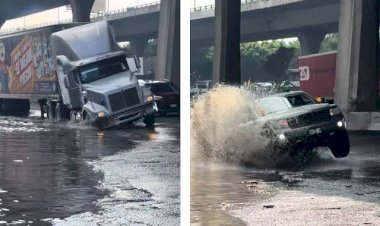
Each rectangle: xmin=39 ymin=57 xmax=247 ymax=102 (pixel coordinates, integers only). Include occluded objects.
xmin=0 ymin=21 xmax=157 ymax=129
xmin=298 ymin=51 xmax=337 ymax=103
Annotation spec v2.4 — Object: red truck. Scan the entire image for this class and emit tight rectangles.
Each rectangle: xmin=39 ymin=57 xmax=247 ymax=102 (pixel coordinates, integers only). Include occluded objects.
xmin=298 ymin=51 xmax=337 ymax=103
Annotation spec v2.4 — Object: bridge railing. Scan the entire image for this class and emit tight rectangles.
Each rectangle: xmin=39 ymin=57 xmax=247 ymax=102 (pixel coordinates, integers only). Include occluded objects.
xmin=190 ymin=0 xmax=263 ymax=12
xmin=0 ymin=1 xmax=160 ymax=34
xmin=92 ymin=1 xmax=160 ymax=18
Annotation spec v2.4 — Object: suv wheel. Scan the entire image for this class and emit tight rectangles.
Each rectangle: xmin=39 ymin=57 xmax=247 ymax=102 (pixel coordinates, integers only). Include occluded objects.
xmin=328 ymin=130 xmax=350 ymax=158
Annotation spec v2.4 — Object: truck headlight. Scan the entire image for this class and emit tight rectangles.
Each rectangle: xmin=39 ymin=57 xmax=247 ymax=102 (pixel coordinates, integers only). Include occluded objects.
xmin=146 ymin=95 xmax=153 ymax=102
xmin=329 ymin=107 xmax=341 ymax=116
xmin=97 ymin=112 xmax=106 ymax=118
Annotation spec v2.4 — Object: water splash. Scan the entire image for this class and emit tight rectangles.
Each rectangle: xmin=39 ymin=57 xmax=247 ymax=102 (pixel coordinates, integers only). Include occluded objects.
xmin=191 ymin=85 xmax=282 ymax=167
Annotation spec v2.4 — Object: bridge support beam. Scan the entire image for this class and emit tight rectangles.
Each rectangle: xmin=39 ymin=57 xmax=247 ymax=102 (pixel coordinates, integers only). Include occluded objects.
xmin=335 ymin=0 xmax=379 ymax=112
xmin=156 ymin=0 xmax=180 ymax=87
xmin=129 ymin=37 xmax=149 ymax=57
xmin=212 ymin=0 xmax=241 ymax=85
xmin=297 ymin=31 xmax=326 ymax=55
xmin=69 ymin=0 xmax=95 ymax=22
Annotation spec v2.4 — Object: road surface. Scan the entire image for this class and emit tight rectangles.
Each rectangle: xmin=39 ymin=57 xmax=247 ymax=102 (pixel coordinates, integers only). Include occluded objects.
xmin=191 ymin=132 xmax=380 ymax=225
xmin=0 ymin=112 xmax=180 ymax=226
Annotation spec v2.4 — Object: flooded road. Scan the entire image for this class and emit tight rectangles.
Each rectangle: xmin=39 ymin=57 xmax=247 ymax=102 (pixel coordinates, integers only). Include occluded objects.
xmin=191 ymin=133 xmax=380 ymax=225
xmin=0 ymin=112 xmax=180 ymax=225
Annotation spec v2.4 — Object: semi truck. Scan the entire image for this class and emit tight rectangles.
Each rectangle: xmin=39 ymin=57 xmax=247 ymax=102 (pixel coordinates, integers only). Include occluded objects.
xmin=0 ymin=21 xmax=157 ymax=129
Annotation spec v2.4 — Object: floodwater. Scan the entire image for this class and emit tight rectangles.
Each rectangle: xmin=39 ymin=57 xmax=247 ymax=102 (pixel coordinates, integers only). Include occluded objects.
xmin=191 ymin=87 xmax=380 ymax=225
xmin=191 ymin=134 xmax=380 ymax=225
xmin=0 ymin=111 xmax=180 ymax=225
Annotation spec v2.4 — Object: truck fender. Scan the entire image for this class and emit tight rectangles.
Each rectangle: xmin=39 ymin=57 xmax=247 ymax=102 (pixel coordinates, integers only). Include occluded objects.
xmin=82 ymin=101 xmax=109 ymax=122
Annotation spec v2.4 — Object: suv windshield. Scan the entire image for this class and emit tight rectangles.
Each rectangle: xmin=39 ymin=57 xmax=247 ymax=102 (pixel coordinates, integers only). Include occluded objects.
xmin=255 ymin=93 xmax=316 ymax=116
xmin=286 ymin=94 xmax=315 ymax=107
xmin=255 ymin=97 xmax=291 ymax=116
xmin=78 ymin=56 xmax=128 ymax=84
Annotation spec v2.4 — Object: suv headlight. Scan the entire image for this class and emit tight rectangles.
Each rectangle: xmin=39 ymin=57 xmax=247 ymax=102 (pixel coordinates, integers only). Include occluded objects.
xmin=329 ymin=107 xmax=341 ymax=116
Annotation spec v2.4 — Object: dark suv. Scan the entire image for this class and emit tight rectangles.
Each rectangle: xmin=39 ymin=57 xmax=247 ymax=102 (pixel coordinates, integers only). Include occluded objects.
xmin=144 ymin=80 xmax=180 ymax=116
xmin=252 ymin=91 xmax=349 ymax=158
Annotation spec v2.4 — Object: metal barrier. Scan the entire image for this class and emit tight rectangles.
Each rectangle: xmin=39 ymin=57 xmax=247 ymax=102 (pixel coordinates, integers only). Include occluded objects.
xmin=190 ymin=0 xmax=264 ymax=12
xmin=0 ymin=1 xmax=160 ymax=34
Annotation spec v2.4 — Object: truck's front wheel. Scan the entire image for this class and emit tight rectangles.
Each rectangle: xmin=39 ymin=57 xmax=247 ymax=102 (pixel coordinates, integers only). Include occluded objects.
xmin=144 ymin=114 xmax=155 ymax=127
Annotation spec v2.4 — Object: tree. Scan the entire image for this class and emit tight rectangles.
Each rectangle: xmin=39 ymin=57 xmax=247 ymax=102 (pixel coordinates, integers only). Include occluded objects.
xmin=190 ymin=45 xmax=213 ymax=83
xmin=190 ymin=39 xmax=301 ymax=84
xmin=320 ymin=33 xmax=338 ymax=53
xmin=240 ymin=40 xmax=298 ymax=82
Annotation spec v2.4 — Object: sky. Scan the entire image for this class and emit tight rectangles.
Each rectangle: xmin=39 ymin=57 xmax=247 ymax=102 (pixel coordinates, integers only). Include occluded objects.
xmin=1 ymin=0 xmax=159 ymax=30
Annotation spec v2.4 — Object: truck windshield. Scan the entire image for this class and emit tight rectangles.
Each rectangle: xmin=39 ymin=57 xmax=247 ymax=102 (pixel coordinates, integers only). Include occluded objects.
xmin=145 ymin=82 xmax=178 ymax=93
xmin=78 ymin=56 xmax=128 ymax=84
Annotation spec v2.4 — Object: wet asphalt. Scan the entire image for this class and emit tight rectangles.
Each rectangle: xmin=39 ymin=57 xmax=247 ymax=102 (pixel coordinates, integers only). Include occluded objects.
xmin=0 ymin=112 xmax=180 ymax=226
xmin=191 ymin=132 xmax=380 ymax=225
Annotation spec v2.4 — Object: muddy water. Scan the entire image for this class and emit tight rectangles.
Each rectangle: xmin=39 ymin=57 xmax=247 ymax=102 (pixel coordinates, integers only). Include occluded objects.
xmin=191 ymin=86 xmax=282 ymax=225
xmin=191 ymin=141 xmax=380 ymax=225
xmin=0 ymin=111 xmax=153 ymax=225
xmin=191 ymin=86 xmax=279 ymax=166
xmin=191 ymin=87 xmax=380 ymax=225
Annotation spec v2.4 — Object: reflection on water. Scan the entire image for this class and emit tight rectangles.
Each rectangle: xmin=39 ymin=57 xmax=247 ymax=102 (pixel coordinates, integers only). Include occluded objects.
xmin=191 ymin=161 xmax=280 ymax=226
xmin=0 ymin=115 xmax=148 ymax=225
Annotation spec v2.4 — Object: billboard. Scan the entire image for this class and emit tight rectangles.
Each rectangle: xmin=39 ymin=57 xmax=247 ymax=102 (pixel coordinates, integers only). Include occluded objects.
xmin=0 ymin=32 xmax=58 ymax=94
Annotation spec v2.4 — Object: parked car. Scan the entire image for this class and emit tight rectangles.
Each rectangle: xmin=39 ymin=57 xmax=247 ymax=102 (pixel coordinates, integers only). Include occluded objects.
xmin=243 ymin=91 xmax=349 ymax=158
xmin=144 ymin=80 xmax=180 ymax=116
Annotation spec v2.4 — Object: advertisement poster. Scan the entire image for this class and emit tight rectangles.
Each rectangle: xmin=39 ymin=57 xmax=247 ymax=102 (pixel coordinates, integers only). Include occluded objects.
xmin=0 ymin=31 xmax=57 ymax=94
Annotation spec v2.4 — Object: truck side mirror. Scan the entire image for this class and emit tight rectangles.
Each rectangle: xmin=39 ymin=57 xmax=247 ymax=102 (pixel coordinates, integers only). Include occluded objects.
xmin=133 ymin=55 xmax=141 ymax=69
xmin=56 ymin=55 xmax=73 ymax=71
xmin=64 ymin=75 xmax=70 ymax=89
xmin=126 ymin=56 xmax=141 ymax=73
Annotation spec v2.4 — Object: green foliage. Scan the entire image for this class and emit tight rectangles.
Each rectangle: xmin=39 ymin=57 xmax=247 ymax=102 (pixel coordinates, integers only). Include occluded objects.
xmin=190 ymin=39 xmax=301 ymax=83
xmin=144 ymin=39 xmax=157 ymax=56
xmin=240 ymin=40 xmax=298 ymax=82
xmin=190 ymin=46 xmax=213 ymax=83
xmin=320 ymin=33 xmax=338 ymax=53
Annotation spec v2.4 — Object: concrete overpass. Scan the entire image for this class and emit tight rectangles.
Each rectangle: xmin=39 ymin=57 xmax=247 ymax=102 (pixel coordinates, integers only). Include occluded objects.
xmin=0 ymin=0 xmax=95 ymax=25
xmin=0 ymin=0 xmax=179 ymax=86
xmin=191 ymin=0 xmax=340 ymax=55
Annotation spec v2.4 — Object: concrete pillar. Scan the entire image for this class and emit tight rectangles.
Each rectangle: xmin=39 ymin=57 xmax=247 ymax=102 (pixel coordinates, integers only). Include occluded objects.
xmin=155 ymin=0 xmax=180 ymax=87
xmin=129 ymin=37 xmax=149 ymax=57
xmin=335 ymin=0 xmax=379 ymax=112
xmin=69 ymin=0 xmax=95 ymax=22
xmin=297 ymin=31 xmax=326 ymax=55
xmin=212 ymin=0 xmax=241 ymax=85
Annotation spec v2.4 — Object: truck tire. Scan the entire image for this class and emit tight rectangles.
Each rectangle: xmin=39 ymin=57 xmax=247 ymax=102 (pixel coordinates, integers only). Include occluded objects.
xmin=143 ymin=113 xmax=155 ymax=127
xmin=82 ymin=111 xmax=91 ymax=126
xmin=328 ymin=130 xmax=350 ymax=158
xmin=46 ymin=102 xmax=54 ymax=119
xmin=55 ymin=103 xmax=61 ymax=121
xmin=70 ymin=110 xmax=78 ymax=122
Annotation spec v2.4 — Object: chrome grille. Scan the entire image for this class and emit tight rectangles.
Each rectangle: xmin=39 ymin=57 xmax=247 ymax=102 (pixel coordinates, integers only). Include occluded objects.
xmin=287 ymin=110 xmax=330 ymax=129
xmin=124 ymin=87 xmax=139 ymax=107
xmin=108 ymin=87 xmax=140 ymax=112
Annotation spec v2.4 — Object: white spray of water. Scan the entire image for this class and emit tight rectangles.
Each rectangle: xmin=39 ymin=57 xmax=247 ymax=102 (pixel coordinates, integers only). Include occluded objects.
xmin=191 ymin=85 xmax=286 ymax=167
